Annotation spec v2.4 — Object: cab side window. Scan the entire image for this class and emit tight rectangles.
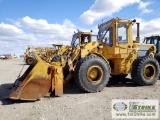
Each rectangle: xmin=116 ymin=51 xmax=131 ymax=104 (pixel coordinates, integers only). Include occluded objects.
xmin=153 ymin=38 xmax=158 ymax=45
xmin=118 ymin=24 xmax=128 ymax=44
xmin=91 ymin=35 xmax=97 ymax=42
xmin=102 ymin=28 xmax=113 ymax=46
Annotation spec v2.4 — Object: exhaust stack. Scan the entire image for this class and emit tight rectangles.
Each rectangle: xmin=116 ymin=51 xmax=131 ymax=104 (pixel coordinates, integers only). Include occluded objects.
xmin=136 ymin=23 xmax=140 ymax=43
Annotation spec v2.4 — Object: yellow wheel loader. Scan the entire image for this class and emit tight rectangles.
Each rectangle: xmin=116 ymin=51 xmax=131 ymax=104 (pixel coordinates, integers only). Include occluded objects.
xmin=24 ymin=45 xmax=55 ymax=65
xmin=143 ymin=35 xmax=160 ymax=63
xmin=10 ymin=18 xmax=159 ymax=101
xmin=51 ymin=31 xmax=97 ymax=62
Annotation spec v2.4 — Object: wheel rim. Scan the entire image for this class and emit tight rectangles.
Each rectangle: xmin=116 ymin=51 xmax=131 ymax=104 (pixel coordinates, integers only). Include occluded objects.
xmin=143 ymin=64 xmax=156 ymax=80
xmin=87 ymin=65 xmax=103 ymax=84
xmin=28 ymin=58 xmax=33 ymax=64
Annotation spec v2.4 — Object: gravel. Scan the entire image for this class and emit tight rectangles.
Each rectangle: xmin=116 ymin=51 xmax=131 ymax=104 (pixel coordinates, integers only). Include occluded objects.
xmin=0 ymin=58 xmax=159 ymax=120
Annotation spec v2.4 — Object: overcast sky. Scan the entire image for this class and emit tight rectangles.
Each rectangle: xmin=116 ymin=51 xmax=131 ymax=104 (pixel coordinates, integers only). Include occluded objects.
xmin=0 ymin=0 xmax=160 ymax=55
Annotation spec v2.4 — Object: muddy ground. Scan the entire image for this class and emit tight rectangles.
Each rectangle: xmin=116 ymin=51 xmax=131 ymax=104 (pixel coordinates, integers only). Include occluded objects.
xmin=0 ymin=58 xmax=159 ymax=120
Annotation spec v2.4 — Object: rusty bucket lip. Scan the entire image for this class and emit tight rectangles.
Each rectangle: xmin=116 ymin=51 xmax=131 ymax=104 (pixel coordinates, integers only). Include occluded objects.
xmin=9 ymin=96 xmax=39 ymax=101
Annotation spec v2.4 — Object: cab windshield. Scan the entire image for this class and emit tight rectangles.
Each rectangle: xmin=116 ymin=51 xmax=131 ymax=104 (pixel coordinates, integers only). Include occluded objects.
xmin=144 ymin=36 xmax=160 ymax=53
xmin=98 ymin=21 xmax=112 ymax=39
xmin=71 ymin=33 xmax=79 ymax=47
xmin=98 ymin=21 xmax=112 ymax=46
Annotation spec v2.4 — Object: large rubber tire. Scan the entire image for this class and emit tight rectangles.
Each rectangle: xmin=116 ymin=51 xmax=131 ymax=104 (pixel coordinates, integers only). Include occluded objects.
xmin=131 ymin=56 xmax=159 ymax=85
xmin=154 ymin=55 xmax=160 ymax=78
xmin=110 ymin=74 xmax=128 ymax=79
xmin=74 ymin=56 xmax=110 ymax=92
xmin=26 ymin=57 xmax=35 ymax=65
xmin=51 ymin=54 xmax=67 ymax=62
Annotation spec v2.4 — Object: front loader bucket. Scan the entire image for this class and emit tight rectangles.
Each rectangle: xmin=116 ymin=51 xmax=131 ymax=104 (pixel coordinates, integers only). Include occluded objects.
xmin=9 ymin=52 xmax=64 ymax=101
xmin=9 ymin=60 xmax=52 ymax=101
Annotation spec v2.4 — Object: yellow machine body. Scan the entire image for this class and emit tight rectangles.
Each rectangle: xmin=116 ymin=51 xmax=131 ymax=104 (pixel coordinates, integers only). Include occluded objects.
xmin=81 ymin=18 xmax=156 ymax=74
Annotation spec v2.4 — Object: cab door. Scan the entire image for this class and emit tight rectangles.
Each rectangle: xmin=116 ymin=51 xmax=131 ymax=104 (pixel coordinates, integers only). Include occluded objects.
xmin=117 ymin=23 xmax=129 ymax=54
